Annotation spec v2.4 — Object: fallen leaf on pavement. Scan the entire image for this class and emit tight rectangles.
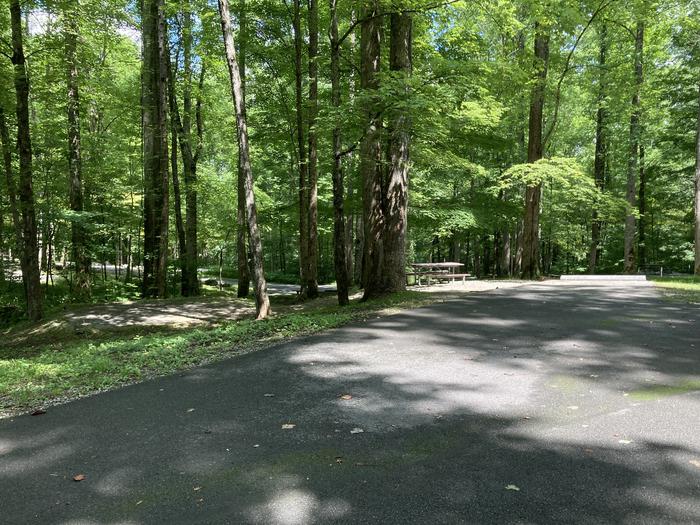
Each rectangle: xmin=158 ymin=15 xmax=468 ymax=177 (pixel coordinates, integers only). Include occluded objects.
xmin=281 ymin=423 xmax=296 ymax=429
xmin=72 ymin=474 xmax=86 ymax=482
xmin=505 ymin=484 xmax=520 ymax=491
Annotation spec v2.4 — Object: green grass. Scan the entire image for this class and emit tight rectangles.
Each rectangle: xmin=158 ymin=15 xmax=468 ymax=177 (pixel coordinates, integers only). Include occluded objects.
xmin=0 ymin=291 xmax=442 ymax=416
xmin=629 ymin=380 xmax=700 ymax=400
xmin=650 ymin=276 xmax=700 ymax=303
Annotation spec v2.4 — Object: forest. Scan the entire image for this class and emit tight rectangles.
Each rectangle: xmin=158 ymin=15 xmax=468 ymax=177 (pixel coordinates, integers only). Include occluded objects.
xmin=1 ymin=0 xmax=699 ymax=321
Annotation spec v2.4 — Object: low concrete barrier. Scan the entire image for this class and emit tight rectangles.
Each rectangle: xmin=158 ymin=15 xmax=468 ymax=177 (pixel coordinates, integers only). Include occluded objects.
xmin=559 ymin=275 xmax=647 ymax=281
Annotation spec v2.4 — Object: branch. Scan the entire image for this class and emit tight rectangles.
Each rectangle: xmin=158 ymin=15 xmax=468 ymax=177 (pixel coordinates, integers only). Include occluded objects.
xmin=543 ymin=0 xmax=613 ymax=147
xmin=336 ymin=0 xmax=462 ymax=48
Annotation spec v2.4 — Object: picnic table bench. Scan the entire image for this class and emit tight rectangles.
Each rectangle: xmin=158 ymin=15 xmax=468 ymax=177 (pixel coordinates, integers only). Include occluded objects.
xmin=407 ymin=262 xmax=471 ymax=286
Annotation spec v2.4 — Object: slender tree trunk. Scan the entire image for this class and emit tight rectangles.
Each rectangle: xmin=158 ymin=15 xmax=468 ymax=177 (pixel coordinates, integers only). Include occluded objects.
xmin=293 ymin=0 xmax=310 ymax=297
xmin=521 ymin=27 xmax=549 ymax=280
xmin=0 ymin=104 xmax=21 ymax=254
xmin=305 ymin=0 xmax=319 ymax=298
xmin=10 ymin=0 xmax=42 ymax=320
xmin=65 ymin=0 xmax=90 ymax=299
xmin=638 ymin=144 xmax=646 ymax=267
xmin=694 ymin=80 xmax=700 ymax=275
xmin=141 ymin=0 xmax=169 ymax=298
xmin=329 ymin=0 xmax=349 ymax=305
xmin=169 ymin=92 xmax=187 ymax=288
xmin=219 ymin=0 xmax=270 ymax=318
xmin=589 ymin=24 xmax=607 ymax=274
xmin=236 ymin=0 xmax=250 ymax=297
xmin=360 ymin=0 xmax=383 ymax=298
xmin=624 ymin=21 xmax=644 ymax=274
xmin=378 ymin=12 xmax=412 ymax=294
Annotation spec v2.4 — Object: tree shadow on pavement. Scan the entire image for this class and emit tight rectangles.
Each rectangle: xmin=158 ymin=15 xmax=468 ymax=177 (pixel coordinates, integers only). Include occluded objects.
xmin=1 ymin=282 xmax=699 ymax=523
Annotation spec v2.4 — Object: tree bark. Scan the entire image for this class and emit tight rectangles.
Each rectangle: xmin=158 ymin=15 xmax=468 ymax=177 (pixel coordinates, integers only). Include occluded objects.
xmin=168 ymin=5 xmax=201 ymax=297
xmin=624 ymin=21 xmax=644 ymax=274
xmin=10 ymin=0 xmax=43 ymax=320
xmin=521 ymin=27 xmax=549 ymax=279
xmin=0 ymin=104 xmax=21 ymax=254
xmin=694 ymin=80 xmax=700 ymax=275
xmin=169 ymin=77 xmax=187 ymax=288
xmin=588 ymin=24 xmax=607 ymax=274
xmin=305 ymin=0 xmax=319 ymax=298
xmin=360 ymin=0 xmax=383 ymax=298
xmin=329 ymin=0 xmax=349 ymax=305
xmin=218 ymin=0 xmax=271 ymax=319
xmin=141 ymin=0 xmax=169 ymax=298
xmin=293 ymin=0 xmax=310 ymax=297
xmin=65 ymin=0 xmax=91 ymax=299
xmin=638 ymin=143 xmax=646 ymax=267
xmin=378 ymin=12 xmax=412 ymax=294
xmin=236 ymin=0 xmax=250 ymax=297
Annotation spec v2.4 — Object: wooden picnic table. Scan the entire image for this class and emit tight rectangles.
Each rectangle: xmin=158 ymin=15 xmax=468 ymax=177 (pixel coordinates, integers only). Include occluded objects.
xmin=407 ymin=262 xmax=470 ymax=286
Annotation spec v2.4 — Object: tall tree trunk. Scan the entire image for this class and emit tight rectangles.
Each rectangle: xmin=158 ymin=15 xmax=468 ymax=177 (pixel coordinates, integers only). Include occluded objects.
xmin=10 ymin=0 xmax=43 ymax=320
xmin=141 ymin=0 xmax=169 ymax=298
xmin=65 ymin=0 xmax=90 ymax=299
xmin=624 ymin=21 xmax=644 ymax=274
xmin=360 ymin=0 xmax=383 ymax=298
xmin=0 ymin=104 xmax=21 ymax=254
xmin=694 ymin=80 xmax=700 ymax=275
xmin=521 ymin=27 xmax=549 ymax=280
xmin=305 ymin=0 xmax=319 ymax=298
xmin=378 ymin=12 xmax=411 ymax=294
xmin=329 ymin=0 xmax=349 ymax=305
xmin=169 ymin=83 xmax=187 ymax=289
xmin=236 ymin=0 xmax=250 ymax=297
xmin=589 ymin=24 xmax=607 ymax=274
xmin=169 ymin=2 xmax=202 ymax=297
xmin=293 ymin=0 xmax=310 ymax=297
xmin=218 ymin=0 xmax=270 ymax=319
xmin=638 ymin=144 xmax=646 ymax=267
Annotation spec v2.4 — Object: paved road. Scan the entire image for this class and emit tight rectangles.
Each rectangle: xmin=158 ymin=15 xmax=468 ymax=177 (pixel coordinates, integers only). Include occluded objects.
xmin=2 ymin=281 xmax=699 ymax=524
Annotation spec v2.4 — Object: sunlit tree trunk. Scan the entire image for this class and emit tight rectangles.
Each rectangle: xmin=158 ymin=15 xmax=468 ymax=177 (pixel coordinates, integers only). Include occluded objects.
xmin=360 ymin=0 xmax=383 ymax=297
xmin=521 ymin=27 xmax=549 ymax=279
xmin=305 ymin=0 xmax=319 ymax=298
xmin=329 ymin=0 xmax=349 ymax=305
xmin=377 ymin=12 xmax=412 ymax=294
xmin=218 ymin=0 xmax=271 ymax=318
xmin=10 ymin=0 xmax=43 ymax=320
xmin=293 ymin=0 xmax=310 ymax=297
xmin=624 ymin=21 xmax=643 ymax=274
xmin=236 ymin=0 xmax=250 ymax=297
xmin=65 ymin=0 xmax=91 ymax=299
xmin=141 ymin=0 xmax=169 ymax=298
xmin=694 ymin=80 xmax=700 ymax=275
xmin=589 ymin=24 xmax=607 ymax=274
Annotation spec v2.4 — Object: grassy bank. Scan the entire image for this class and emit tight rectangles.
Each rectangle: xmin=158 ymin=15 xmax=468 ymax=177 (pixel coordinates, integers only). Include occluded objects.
xmin=0 ymin=291 xmax=444 ymax=417
xmin=651 ymin=276 xmax=700 ymax=303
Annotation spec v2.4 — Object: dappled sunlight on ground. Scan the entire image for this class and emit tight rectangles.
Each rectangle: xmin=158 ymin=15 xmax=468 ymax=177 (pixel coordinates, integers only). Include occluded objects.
xmin=1 ymin=281 xmax=699 ymax=523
